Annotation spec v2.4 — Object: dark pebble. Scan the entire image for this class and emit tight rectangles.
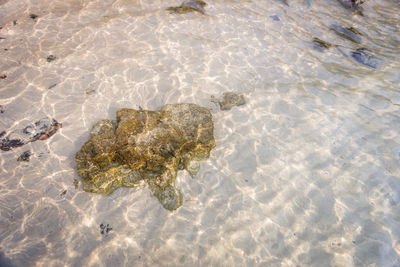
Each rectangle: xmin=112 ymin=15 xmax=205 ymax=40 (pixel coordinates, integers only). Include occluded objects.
xmin=46 ymin=55 xmax=56 ymax=62
xmin=330 ymin=24 xmax=362 ymax=43
xmin=99 ymin=223 xmax=112 ymax=235
xmin=0 ymin=74 xmax=6 ymax=79
xmin=13 ymin=20 xmax=17 ymax=25
xmin=351 ymin=48 xmax=379 ymax=69
xmin=17 ymin=150 xmax=31 ymax=162
xmin=29 ymin=14 xmax=38 ymax=19
xmin=60 ymin=190 xmax=67 ymax=196
xmin=48 ymin=83 xmax=57 ymax=89
xmin=270 ymin=15 xmax=280 ymax=21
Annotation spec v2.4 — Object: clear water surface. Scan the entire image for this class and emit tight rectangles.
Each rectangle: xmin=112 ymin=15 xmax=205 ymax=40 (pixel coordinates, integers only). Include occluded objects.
xmin=0 ymin=0 xmax=400 ymax=266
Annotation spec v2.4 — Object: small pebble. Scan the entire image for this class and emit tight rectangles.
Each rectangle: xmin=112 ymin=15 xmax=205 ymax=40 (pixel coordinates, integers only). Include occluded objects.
xmin=48 ymin=83 xmax=57 ymax=89
xmin=29 ymin=14 xmax=38 ymax=19
xmin=270 ymin=15 xmax=280 ymax=21
xmin=47 ymin=55 xmax=56 ymax=62
xmin=17 ymin=150 xmax=31 ymax=162
xmin=0 ymin=74 xmax=6 ymax=79
xmin=99 ymin=223 xmax=112 ymax=235
xmin=85 ymin=88 xmax=95 ymax=95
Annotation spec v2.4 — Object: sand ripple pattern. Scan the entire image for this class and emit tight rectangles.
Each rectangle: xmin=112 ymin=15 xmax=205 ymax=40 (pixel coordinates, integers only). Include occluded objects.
xmin=0 ymin=0 xmax=400 ymax=266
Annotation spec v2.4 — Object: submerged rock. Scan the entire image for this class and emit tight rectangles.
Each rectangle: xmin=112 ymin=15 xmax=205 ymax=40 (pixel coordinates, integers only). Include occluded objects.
xmin=337 ymin=0 xmax=365 ymax=13
xmin=29 ymin=14 xmax=38 ymax=20
xmin=212 ymin=92 xmax=246 ymax=111
xmin=337 ymin=47 xmax=379 ymax=69
xmin=75 ymin=104 xmax=215 ymax=211
xmin=17 ymin=150 xmax=31 ymax=162
xmin=312 ymin=38 xmax=335 ymax=50
xmin=0 ymin=118 xmax=62 ymax=151
xmin=350 ymin=48 xmax=379 ymax=69
xmin=46 ymin=55 xmax=56 ymax=62
xmin=100 ymin=223 xmax=112 ymax=235
xmin=167 ymin=0 xmax=207 ymax=14
xmin=330 ymin=24 xmax=362 ymax=43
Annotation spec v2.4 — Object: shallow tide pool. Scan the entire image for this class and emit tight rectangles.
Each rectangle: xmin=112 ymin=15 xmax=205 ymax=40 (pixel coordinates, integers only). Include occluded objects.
xmin=1 ymin=0 xmax=400 ymax=266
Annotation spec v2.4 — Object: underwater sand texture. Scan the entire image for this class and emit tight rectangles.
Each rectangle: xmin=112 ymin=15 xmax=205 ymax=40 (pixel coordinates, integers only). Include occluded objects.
xmin=1 ymin=0 xmax=400 ymax=266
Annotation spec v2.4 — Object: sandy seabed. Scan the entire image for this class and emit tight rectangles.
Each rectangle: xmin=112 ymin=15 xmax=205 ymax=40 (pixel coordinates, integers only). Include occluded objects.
xmin=1 ymin=0 xmax=400 ymax=266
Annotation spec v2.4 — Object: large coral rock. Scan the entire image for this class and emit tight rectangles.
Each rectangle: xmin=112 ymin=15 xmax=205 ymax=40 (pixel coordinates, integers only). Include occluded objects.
xmin=75 ymin=104 xmax=215 ymax=210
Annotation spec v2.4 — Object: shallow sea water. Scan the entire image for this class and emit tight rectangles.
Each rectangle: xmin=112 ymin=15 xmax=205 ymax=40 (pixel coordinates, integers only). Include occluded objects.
xmin=1 ymin=0 xmax=400 ymax=266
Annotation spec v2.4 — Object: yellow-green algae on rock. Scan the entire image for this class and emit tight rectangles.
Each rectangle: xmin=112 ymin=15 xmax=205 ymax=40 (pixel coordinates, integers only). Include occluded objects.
xmin=75 ymin=104 xmax=215 ymax=210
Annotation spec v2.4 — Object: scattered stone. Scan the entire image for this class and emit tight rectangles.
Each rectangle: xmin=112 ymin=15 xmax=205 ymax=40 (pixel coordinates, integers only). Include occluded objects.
xmin=29 ymin=14 xmax=38 ymax=20
xmin=312 ymin=38 xmax=335 ymax=50
xmin=85 ymin=88 xmax=95 ymax=95
xmin=4 ymin=49 xmax=8 ymax=51
xmin=1 ymin=118 xmax=62 ymax=151
xmin=167 ymin=0 xmax=207 ymax=14
xmin=330 ymin=24 xmax=362 ymax=43
xmin=27 ymin=118 xmax=62 ymax=141
xmin=0 ymin=74 xmax=6 ymax=79
xmin=0 ymin=105 xmax=4 ymax=114
xmin=100 ymin=223 xmax=112 ymax=235
xmin=46 ymin=55 xmax=56 ymax=62
xmin=212 ymin=92 xmax=246 ymax=111
xmin=48 ymin=83 xmax=57 ymax=89
xmin=0 ymin=37 xmax=5 ymax=40
xmin=337 ymin=47 xmax=379 ymax=69
xmin=75 ymin=104 xmax=215 ymax=210
xmin=17 ymin=150 xmax=31 ymax=162
xmin=60 ymin=190 xmax=67 ymax=196
xmin=13 ymin=20 xmax=17 ymax=26
xmin=337 ymin=0 xmax=365 ymax=14
xmin=351 ymin=48 xmax=379 ymax=69
xmin=337 ymin=0 xmax=364 ymax=9
xmin=270 ymin=15 xmax=280 ymax=21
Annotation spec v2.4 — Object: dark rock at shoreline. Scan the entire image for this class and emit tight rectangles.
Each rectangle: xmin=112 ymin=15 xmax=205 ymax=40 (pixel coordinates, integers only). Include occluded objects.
xmin=167 ymin=0 xmax=207 ymax=14
xmin=75 ymin=104 xmax=215 ymax=211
